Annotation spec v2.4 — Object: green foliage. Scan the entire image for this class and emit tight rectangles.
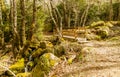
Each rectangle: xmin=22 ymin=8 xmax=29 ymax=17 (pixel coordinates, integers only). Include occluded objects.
xmin=35 ymin=8 xmax=48 ymax=40
xmin=32 ymin=48 xmax=44 ymax=58
xmin=113 ymin=2 xmax=120 ymax=20
xmin=32 ymin=53 xmax=60 ymax=77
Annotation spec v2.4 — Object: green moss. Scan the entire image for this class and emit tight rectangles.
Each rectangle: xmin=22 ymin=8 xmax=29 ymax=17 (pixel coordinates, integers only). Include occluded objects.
xmin=16 ymin=72 xmax=31 ymax=77
xmin=39 ymin=41 xmax=47 ymax=49
xmin=54 ymin=45 xmax=66 ymax=57
xmin=91 ymin=21 xmax=105 ymax=27
xmin=108 ymin=36 xmax=120 ymax=41
xmin=32 ymin=53 xmax=60 ymax=77
xmin=9 ymin=58 xmax=24 ymax=71
xmin=32 ymin=48 xmax=43 ymax=58
xmin=9 ymin=58 xmax=25 ymax=75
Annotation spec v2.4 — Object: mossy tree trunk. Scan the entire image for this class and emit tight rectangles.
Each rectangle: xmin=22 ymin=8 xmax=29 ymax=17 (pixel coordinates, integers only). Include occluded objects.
xmin=0 ymin=0 xmax=4 ymax=49
xmin=20 ymin=0 xmax=37 ymax=56
xmin=12 ymin=0 xmax=20 ymax=58
xmin=20 ymin=0 xmax=26 ymax=47
xmin=109 ymin=0 xmax=113 ymax=21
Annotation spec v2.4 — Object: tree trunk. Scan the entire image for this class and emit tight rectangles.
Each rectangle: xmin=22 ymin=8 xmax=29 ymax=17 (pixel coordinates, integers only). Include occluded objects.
xmin=82 ymin=4 xmax=90 ymax=27
xmin=12 ymin=0 xmax=20 ymax=58
xmin=29 ymin=0 xmax=36 ymax=41
xmin=0 ymin=0 xmax=4 ymax=49
xmin=20 ymin=0 xmax=26 ymax=46
xmin=49 ymin=0 xmax=62 ymax=38
xmin=118 ymin=0 xmax=120 ymax=20
xmin=63 ymin=0 xmax=68 ymax=28
xmin=109 ymin=0 xmax=113 ymax=21
xmin=20 ymin=0 xmax=37 ymax=55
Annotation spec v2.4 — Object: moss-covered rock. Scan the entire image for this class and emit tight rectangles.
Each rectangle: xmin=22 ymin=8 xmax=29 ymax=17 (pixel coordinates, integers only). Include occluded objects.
xmin=31 ymin=53 xmax=60 ymax=77
xmin=91 ymin=21 xmax=105 ymax=28
xmin=108 ymin=36 xmax=120 ymax=41
xmin=86 ymin=33 xmax=101 ymax=40
xmin=96 ymin=26 xmax=110 ymax=38
xmin=9 ymin=58 xmax=25 ymax=74
xmin=105 ymin=22 xmax=113 ymax=27
xmin=32 ymin=48 xmax=44 ymax=58
xmin=16 ymin=72 xmax=31 ymax=77
xmin=54 ymin=45 xmax=66 ymax=57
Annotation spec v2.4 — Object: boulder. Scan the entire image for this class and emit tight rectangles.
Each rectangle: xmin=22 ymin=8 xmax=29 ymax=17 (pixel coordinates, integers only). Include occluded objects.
xmin=9 ymin=58 xmax=25 ymax=74
xmin=96 ymin=26 xmax=110 ymax=38
xmin=31 ymin=53 xmax=60 ymax=77
xmin=91 ymin=21 xmax=105 ymax=27
xmin=105 ymin=22 xmax=113 ymax=27
xmin=86 ymin=33 xmax=101 ymax=40
xmin=54 ymin=45 xmax=66 ymax=57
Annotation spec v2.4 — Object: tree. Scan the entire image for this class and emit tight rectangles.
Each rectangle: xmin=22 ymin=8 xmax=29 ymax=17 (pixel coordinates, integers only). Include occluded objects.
xmin=118 ymin=0 xmax=120 ymax=20
xmin=11 ymin=0 xmax=20 ymax=58
xmin=109 ymin=0 xmax=113 ymax=21
xmin=20 ymin=0 xmax=26 ymax=47
xmin=47 ymin=0 xmax=62 ymax=38
xmin=0 ymin=0 xmax=4 ymax=49
xmin=19 ymin=0 xmax=37 ymax=57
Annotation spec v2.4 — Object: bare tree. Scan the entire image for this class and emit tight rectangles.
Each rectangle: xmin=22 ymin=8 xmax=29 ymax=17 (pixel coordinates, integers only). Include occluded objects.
xmin=48 ymin=0 xmax=62 ymax=38
xmin=80 ymin=1 xmax=91 ymax=27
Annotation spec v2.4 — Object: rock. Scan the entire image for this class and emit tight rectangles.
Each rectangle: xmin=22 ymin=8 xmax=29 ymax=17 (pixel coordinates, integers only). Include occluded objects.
xmin=96 ymin=26 xmax=110 ymax=38
xmin=86 ymin=33 xmax=101 ymax=40
xmin=91 ymin=21 xmax=105 ymax=27
xmin=39 ymin=41 xmax=47 ymax=49
xmin=32 ymin=48 xmax=44 ymax=58
xmin=16 ymin=72 xmax=31 ymax=77
xmin=110 ymin=21 xmax=120 ymax=26
xmin=105 ymin=22 xmax=113 ymax=27
xmin=9 ymin=58 xmax=25 ymax=74
xmin=39 ymin=41 xmax=53 ymax=49
xmin=54 ymin=45 xmax=66 ymax=57
xmin=31 ymin=53 xmax=60 ymax=77
xmin=67 ymin=55 xmax=76 ymax=64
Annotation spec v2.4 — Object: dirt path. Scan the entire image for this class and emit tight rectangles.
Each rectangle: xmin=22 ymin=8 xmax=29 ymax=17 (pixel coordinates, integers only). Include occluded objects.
xmin=53 ymin=40 xmax=120 ymax=77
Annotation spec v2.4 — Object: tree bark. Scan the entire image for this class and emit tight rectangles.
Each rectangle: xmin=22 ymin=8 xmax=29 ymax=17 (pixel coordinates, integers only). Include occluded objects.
xmin=49 ymin=0 xmax=62 ymax=38
xmin=0 ymin=0 xmax=4 ymax=49
xmin=109 ymin=0 xmax=113 ymax=21
xmin=20 ymin=0 xmax=37 ymax=55
xmin=118 ymin=0 xmax=120 ymax=20
xmin=20 ymin=0 xmax=26 ymax=46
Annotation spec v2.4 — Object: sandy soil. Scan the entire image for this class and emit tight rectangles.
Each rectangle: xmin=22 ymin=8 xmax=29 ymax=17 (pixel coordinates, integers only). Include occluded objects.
xmin=51 ymin=40 xmax=120 ymax=77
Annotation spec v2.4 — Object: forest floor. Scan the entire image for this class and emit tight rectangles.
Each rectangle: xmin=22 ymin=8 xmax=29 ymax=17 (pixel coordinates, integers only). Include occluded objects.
xmin=0 ymin=37 xmax=120 ymax=77
xmin=52 ymin=39 xmax=120 ymax=77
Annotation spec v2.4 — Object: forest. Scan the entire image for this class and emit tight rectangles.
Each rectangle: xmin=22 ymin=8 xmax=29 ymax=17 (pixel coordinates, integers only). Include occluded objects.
xmin=0 ymin=0 xmax=120 ymax=77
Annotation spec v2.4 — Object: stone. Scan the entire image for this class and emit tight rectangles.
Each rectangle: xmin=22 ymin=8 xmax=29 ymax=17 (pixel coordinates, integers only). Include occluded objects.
xmin=9 ymin=58 xmax=25 ymax=74
xmin=31 ymin=53 xmax=60 ymax=77
xmin=91 ymin=21 xmax=105 ymax=27
xmin=16 ymin=72 xmax=31 ymax=77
